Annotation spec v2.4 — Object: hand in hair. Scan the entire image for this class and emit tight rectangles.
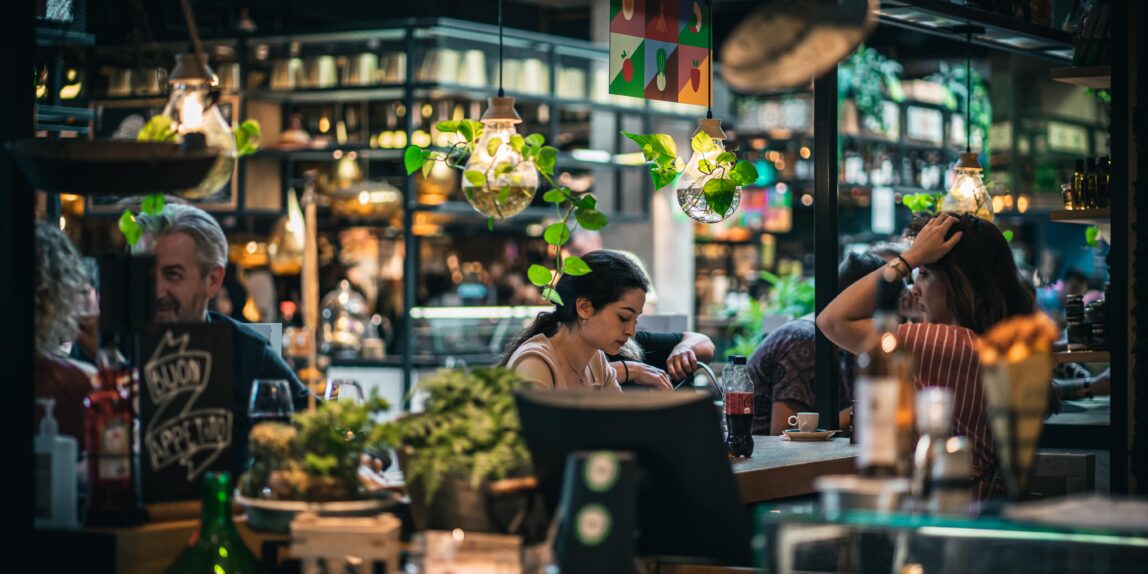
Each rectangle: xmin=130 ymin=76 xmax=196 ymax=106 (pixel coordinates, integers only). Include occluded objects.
xmin=903 ymin=214 xmax=964 ymax=268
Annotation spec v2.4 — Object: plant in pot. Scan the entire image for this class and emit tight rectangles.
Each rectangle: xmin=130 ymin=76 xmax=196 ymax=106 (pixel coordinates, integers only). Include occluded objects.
xmin=379 ymin=367 xmax=543 ymax=538
xmin=236 ymin=393 xmax=397 ymax=532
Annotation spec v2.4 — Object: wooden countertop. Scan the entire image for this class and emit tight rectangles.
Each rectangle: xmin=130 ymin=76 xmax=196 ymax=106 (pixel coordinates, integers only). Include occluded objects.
xmin=731 ymin=435 xmax=857 ymax=503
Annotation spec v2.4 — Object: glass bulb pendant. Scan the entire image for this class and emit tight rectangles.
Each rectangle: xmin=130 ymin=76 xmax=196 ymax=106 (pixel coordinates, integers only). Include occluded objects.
xmin=676 ymin=119 xmax=741 ymax=223
xmin=462 ymin=97 xmax=538 ymax=219
xmin=163 ymin=53 xmax=237 ymax=200
xmin=942 ymin=152 xmax=993 ymax=222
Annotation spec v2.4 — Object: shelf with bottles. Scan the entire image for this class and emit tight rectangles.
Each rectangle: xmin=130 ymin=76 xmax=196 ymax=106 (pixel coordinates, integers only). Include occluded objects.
xmin=1049 ymin=209 xmax=1110 ymax=224
xmin=1054 ymin=350 xmax=1110 ymax=364
xmin=1050 ymin=65 xmax=1111 ymax=89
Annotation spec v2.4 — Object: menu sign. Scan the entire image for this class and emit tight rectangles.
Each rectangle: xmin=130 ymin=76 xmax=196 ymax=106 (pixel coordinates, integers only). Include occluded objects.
xmin=609 ymin=0 xmax=711 ymax=106
xmin=139 ymin=324 xmax=234 ymax=502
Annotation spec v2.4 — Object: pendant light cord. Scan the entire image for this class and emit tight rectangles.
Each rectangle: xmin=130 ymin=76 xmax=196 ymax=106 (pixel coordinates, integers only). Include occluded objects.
xmin=706 ymin=0 xmax=713 ymax=119
xmin=965 ymin=31 xmax=972 ymax=153
xmin=498 ymin=0 xmax=505 ymax=98
xmin=179 ymin=0 xmax=205 ymax=64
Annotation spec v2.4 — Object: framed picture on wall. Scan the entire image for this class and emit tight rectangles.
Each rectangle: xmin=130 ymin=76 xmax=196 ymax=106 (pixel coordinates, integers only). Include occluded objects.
xmin=87 ymin=95 xmax=240 ymax=213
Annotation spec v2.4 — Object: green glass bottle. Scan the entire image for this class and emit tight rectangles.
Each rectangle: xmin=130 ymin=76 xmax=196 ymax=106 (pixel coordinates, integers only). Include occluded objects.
xmin=166 ymin=472 xmax=263 ymax=574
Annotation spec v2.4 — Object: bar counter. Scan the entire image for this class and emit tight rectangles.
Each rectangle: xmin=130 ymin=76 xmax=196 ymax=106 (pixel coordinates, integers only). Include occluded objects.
xmin=38 ymin=435 xmax=856 ymax=573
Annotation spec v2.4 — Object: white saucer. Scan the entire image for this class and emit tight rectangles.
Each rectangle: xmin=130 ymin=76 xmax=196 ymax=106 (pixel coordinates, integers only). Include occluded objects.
xmin=783 ymin=429 xmax=836 ymax=441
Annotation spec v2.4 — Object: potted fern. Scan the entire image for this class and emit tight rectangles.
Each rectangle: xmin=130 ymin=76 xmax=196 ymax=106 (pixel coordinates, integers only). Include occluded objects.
xmin=381 ymin=367 xmax=541 ymax=536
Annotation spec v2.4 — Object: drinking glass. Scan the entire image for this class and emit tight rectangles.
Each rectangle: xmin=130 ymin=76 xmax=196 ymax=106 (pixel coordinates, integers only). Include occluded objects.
xmin=323 ymin=379 xmax=364 ymax=404
xmin=249 ymin=379 xmax=294 ymax=424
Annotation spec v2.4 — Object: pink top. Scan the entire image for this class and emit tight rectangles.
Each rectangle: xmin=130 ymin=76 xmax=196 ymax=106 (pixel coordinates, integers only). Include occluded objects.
xmin=897 ymin=323 xmax=1000 ymax=500
xmin=506 ymin=334 xmax=621 ymax=392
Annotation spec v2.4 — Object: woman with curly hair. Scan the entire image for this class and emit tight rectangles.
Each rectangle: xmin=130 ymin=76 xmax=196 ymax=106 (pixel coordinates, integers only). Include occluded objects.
xmin=34 ymin=221 xmax=93 ymax=448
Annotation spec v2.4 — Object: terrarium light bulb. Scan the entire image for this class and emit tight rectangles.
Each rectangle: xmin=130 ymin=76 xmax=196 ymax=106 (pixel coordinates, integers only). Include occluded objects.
xmin=461 ymin=97 xmax=539 ymax=220
xmin=942 ymin=153 xmax=993 ymax=222
xmin=676 ymin=118 xmax=741 ymax=223
xmin=179 ymin=92 xmax=205 ymax=133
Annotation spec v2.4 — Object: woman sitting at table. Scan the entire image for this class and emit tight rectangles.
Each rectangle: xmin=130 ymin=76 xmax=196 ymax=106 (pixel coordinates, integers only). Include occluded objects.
xmin=500 ymin=250 xmax=649 ymax=391
xmin=817 ymin=212 xmax=1035 ymax=500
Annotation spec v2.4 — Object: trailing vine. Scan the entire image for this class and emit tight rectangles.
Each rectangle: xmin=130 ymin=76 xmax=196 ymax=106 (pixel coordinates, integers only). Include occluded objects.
xmin=621 ymin=130 xmax=758 ymax=217
xmin=404 ymin=122 xmax=608 ymax=306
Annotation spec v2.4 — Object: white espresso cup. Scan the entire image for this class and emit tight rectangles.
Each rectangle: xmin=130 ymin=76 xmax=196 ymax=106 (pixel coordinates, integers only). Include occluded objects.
xmin=788 ymin=412 xmax=819 ymax=433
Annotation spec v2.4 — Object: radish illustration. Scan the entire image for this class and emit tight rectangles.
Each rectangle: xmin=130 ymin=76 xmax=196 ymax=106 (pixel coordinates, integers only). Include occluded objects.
xmin=690 ymin=59 xmax=701 ymax=91
xmin=621 ymin=50 xmax=633 ymax=82
xmin=692 ymin=2 xmax=703 ymax=33
xmin=656 ymin=48 xmax=667 ymax=91
xmin=622 ymin=0 xmax=634 ymax=20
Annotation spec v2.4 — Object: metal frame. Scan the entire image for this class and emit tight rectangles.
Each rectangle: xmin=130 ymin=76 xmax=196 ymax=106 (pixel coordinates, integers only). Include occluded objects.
xmin=813 ymin=68 xmax=840 ymax=430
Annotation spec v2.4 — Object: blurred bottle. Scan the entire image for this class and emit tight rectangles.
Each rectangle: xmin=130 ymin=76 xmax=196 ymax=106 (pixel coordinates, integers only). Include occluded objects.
xmin=166 ymin=472 xmax=262 ymax=573
xmin=855 ymin=280 xmax=914 ymax=477
xmin=723 ymin=355 xmax=754 ymax=458
xmin=84 ymin=344 xmax=141 ymax=526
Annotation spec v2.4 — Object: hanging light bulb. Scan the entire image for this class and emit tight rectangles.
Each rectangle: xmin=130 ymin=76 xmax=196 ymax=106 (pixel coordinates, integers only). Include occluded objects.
xmin=941 ymin=27 xmax=993 ymax=222
xmin=461 ymin=97 xmax=538 ymax=219
xmin=943 ymin=152 xmax=993 ymax=221
xmin=162 ymin=53 xmax=238 ymax=199
xmin=676 ymin=118 xmax=741 ymax=223
xmin=269 ymin=188 xmax=306 ymax=275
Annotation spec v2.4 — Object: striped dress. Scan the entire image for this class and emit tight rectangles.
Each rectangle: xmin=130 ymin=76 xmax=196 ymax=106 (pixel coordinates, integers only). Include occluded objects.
xmin=897 ymin=322 xmax=1002 ymax=500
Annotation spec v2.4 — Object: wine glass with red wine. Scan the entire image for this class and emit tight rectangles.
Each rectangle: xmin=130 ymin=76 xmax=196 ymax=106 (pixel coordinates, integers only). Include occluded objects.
xmin=248 ymin=379 xmax=294 ymax=425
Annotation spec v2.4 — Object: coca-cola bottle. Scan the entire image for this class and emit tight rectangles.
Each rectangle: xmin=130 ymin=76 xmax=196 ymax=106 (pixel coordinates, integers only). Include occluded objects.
xmin=723 ymin=355 xmax=754 ymax=457
xmin=84 ymin=344 xmax=140 ymax=525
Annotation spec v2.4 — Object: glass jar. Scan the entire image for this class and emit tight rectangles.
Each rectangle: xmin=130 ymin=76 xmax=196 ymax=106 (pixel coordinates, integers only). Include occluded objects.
xmin=161 ymin=58 xmax=237 ymax=199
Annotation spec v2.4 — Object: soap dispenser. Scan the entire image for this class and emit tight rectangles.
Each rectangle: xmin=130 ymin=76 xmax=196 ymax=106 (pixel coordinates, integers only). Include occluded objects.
xmin=34 ymin=398 xmax=79 ymax=528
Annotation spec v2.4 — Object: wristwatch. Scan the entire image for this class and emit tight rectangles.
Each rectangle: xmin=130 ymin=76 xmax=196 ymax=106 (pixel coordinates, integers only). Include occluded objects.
xmin=882 ymin=255 xmax=913 ymax=283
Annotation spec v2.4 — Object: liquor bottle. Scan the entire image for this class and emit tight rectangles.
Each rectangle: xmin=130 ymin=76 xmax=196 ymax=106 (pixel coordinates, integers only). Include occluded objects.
xmin=84 ymin=345 xmax=140 ymax=525
xmin=854 ymin=282 xmax=915 ymax=477
xmin=1072 ymin=159 xmax=1086 ymax=209
xmin=166 ymin=472 xmax=262 ymax=574
xmin=723 ymin=355 xmax=754 ymax=458
xmin=1084 ymin=157 xmax=1099 ymax=208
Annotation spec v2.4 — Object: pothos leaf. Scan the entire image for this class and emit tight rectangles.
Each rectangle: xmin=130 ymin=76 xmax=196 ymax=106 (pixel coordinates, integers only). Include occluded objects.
xmin=543 ymin=222 xmax=571 ymax=246
xmin=621 ymin=131 xmax=677 ymax=163
xmin=498 ymin=186 xmax=511 ymax=205
xmin=703 ymin=177 xmax=736 ymax=216
xmin=574 ymin=194 xmax=597 ymax=210
xmin=404 ymin=145 xmax=426 ymax=175
xmin=691 ymin=131 xmax=715 ymax=153
xmin=525 ymin=134 xmax=545 ymax=148
xmin=563 ymin=256 xmax=591 ymax=276
xmin=575 ymin=208 xmax=608 ymax=231
xmin=459 ymin=120 xmax=483 ymax=143
xmin=715 ymin=151 xmax=737 ymax=165
xmin=118 ymin=210 xmax=141 ymax=245
xmin=536 ymin=146 xmax=558 ymax=176
xmin=651 ymin=166 xmax=681 ymax=190
xmin=486 ymin=137 xmax=503 ymax=156
xmin=728 ymin=160 xmax=759 ymax=187
xmin=697 ymin=159 xmax=715 ymax=174
xmin=527 ymin=264 xmax=553 ymax=287
xmin=464 ymin=170 xmax=487 ymax=187
xmin=141 ymin=193 xmax=165 ymax=216
xmin=510 ymin=134 xmax=525 ymax=152
xmin=1002 ymin=229 xmax=1015 ymax=243
xmin=542 ymin=287 xmax=564 ymax=306
xmin=493 ymin=162 xmax=514 ymax=178
xmin=435 ymin=120 xmax=460 ymax=133
xmin=487 ymin=216 xmax=495 ymax=231
xmin=543 ymin=189 xmax=566 ymax=203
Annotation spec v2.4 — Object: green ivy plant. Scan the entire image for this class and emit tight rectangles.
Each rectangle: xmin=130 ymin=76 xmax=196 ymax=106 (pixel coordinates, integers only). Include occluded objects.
xmin=379 ymin=367 xmax=532 ymax=504
xmin=902 ymin=192 xmax=945 ymax=215
xmin=621 ymin=130 xmax=759 ymax=217
xmin=838 ymin=44 xmax=905 ymax=133
xmin=242 ymin=392 xmax=392 ymax=502
xmin=404 ymin=122 xmax=607 ymax=306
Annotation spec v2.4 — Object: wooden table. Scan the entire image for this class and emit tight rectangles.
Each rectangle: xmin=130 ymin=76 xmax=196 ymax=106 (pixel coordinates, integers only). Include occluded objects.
xmin=730 ymin=435 xmax=856 ymax=503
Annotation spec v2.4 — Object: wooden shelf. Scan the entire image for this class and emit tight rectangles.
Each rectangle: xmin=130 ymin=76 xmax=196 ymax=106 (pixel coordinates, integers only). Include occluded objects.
xmin=1055 ymin=351 xmax=1110 ymax=364
xmin=1049 ymin=208 xmax=1110 ymax=224
xmin=1051 ymin=66 xmax=1112 ymax=89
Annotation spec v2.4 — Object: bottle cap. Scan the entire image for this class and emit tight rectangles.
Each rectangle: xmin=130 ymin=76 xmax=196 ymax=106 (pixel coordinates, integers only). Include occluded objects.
xmin=36 ymin=398 xmax=58 ymax=437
